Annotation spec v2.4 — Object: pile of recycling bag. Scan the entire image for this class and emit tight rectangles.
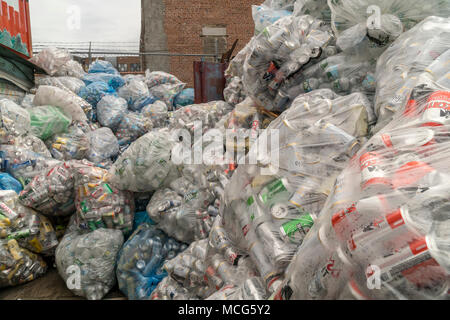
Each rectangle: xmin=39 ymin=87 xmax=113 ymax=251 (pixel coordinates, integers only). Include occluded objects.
xmin=0 ymin=0 xmax=449 ymax=300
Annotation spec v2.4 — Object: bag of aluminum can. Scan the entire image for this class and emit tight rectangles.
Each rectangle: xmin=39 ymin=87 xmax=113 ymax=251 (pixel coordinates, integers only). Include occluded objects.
xmin=33 ymin=85 xmax=90 ymax=124
xmin=0 ymin=145 xmax=61 ymax=186
xmin=141 ymin=100 xmax=169 ymax=128
xmin=55 ymin=220 xmax=124 ymax=300
xmin=145 ymin=70 xmax=184 ymax=89
xmin=328 ymin=0 xmax=450 ymax=53
xmin=118 ymin=79 xmax=156 ymax=112
xmin=224 ymin=77 xmax=247 ymax=106
xmin=29 ymin=47 xmax=71 ymax=76
xmin=0 ymin=99 xmax=31 ymax=144
xmin=0 ymin=190 xmax=59 ymax=256
xmin=116 ymin=223 xmax=188 ymax=300
xmin=19 ymin=161 xmax=75 ymax=217
xmin=149 ymin=83 xmax=186 ymax=109
xmin=240 ymin=14 xmax=335 ymax=112
xmin=252 ymin=4 xmax=292 ymax=35
xmin=0 ymin=173 xmax=22 ymax=194
xmin=108 ymin=130 xmax=176 ymax=193
xmin=73 ymin=161 xmax=135 ymax=235
xmin=54 ymin=60 xmax=87 ymax=79
xmin=114 ymin=111 xmax=153 ymax=146
xmin=97 ymin=95 xmax=128 ymax=130
xmin=0 ymin=239 xmax=47 ymax=288
xmin=174 ymin=88 xmax=195 ymax=109
xmin=150 ymin=275 xmax=199 ymax=300
xmin=273 ymin=83 xmax=450 ymax=300
xmin=46 ymin=122 xmax=90 ymax=161
xmin=28 ymin=105 xmax=72 ymax=141
xmin=373 ymin=16 xmax=450 ymax=133
xmin=218 ymin=89 xmax=371 ymax=292
xmin=86 ymin=127 xmax=120 ymax=164
xmin=56 ymin=76 xmax=86 ymax=94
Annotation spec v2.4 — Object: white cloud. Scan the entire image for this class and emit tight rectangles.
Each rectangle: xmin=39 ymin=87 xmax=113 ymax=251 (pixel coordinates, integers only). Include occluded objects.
xmin=29 ymin=0 xmax=141 ymax=43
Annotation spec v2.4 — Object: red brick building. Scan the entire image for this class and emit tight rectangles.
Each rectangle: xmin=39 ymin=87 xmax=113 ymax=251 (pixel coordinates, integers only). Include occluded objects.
xmin=141 ymin=0 xmax=259 ymax=87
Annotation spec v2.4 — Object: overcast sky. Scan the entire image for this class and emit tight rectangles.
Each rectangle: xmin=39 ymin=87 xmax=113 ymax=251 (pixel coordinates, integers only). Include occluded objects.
xmin=29 ymin=0 xmax=141 ymax=43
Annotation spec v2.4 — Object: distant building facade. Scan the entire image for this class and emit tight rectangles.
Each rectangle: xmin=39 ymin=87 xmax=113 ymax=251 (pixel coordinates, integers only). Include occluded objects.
xmin=140 ymin=0 xmax=258 ymax=87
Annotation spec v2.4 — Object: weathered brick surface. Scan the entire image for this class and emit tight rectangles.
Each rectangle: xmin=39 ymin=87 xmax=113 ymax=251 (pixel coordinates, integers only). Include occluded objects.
xmin=164 ymin=0 xmax=259 ymax=87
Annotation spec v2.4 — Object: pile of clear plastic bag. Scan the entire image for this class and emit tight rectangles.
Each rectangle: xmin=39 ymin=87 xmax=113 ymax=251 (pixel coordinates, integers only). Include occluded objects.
xmin=107 ymin=130 xmax=177 ymax=193
xmin=19 ymin=161 xmax=75 ymax=217
xmin=373 ymin=16 xmax=450 ymax=132
xmin=273 ymin=84 xmax=450 ymax=300
xmin=116 ymin=223 xmax=188 ymax=300
xmin=72 ymin=161 xmax=135 ymax=235
xmin=55 ymin=219 xmax=124 ymax=300
xmin=218 ymin=89 xmax=371 ymax=292
xmin=28 ymin=105 xmax=72 ymax=141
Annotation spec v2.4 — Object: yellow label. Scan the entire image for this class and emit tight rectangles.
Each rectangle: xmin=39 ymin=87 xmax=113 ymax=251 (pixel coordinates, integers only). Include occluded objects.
xmin=28 ymin=237 xmax=43 ymax=253
xmin=7 ymin=240 xmax=23 ymax=261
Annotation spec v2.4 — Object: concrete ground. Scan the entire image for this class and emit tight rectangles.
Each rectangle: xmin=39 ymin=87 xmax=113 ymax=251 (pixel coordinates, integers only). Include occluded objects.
xmin=0 ymin=268 xmax=126 ymax=300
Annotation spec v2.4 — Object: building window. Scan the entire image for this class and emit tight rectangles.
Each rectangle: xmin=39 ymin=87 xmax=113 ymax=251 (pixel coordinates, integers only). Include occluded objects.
xmin=130 ymin=63 xmax=141 ymax=72
xmin=201 ymin=26 xmax=227 ymax=62
xmin=118 ymin=63 xmax=128 ymax=72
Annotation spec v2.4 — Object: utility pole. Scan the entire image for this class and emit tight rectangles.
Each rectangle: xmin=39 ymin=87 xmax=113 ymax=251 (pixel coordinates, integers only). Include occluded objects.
xmin=88 ymin=41 xmax=92 ymax=66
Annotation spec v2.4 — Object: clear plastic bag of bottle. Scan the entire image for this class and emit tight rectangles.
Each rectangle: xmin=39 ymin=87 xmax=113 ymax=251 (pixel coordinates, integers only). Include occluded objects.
xmin=145 ymin=71 xmax=184 ymax=89
xmin=252 ymin=4 xmax=292 ymax=35
xmin=118 ymin=79 xmax=156 ymax=112
xmin=54 ymin=60 xmax=87 ymax=79
xmin=108 ymin=130 xmax=177 ymax=193
xmin=224 ymin=77 xmax=247 ymax=106
xmin=274 ymin=82 xmax=450 ymax=300
xmin=56 ymin=76 xmax=86 ymax=94
xmin=149 ymin=83 xmax=186 ymax=109
xmin=86 ymin=128 xmax=120 ymax=164
xmin=72 ymin=161 xmax=135 ymax=236
xmin=116 ymin=223 xmax=188 ymax=300
xmin=19 ymin=161 xmax=75 ymax=217
xmin=78 ymin=82 xmax=116 ymax=121
xmin=141 ymin=100 xmax=168 ymax=128
xmin=55 ymin=220 xmax=124 ymax=300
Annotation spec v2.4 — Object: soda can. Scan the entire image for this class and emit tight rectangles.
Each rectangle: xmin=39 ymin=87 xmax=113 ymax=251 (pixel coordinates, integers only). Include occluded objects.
xmin=241 ymin=277 xmax=267 ymax=300
xmin=359 ymin=151 xmax=392 ymax=193
xmin=248 ymin=240 xmax=277 ymax=283
xmin=366 ymin=127 xmax=435 ymax=152
xmin=420 ymin=91 xmax=450 ymax=127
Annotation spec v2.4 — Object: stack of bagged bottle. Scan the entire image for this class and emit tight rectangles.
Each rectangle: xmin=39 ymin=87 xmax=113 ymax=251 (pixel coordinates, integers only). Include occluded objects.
xmin=0 ymin=0 xmax=449 ymax=301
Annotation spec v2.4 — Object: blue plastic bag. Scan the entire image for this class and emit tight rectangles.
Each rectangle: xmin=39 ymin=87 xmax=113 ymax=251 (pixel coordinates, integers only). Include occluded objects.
xmin=133 ymin=211 xmax=155 ymax=232
xmin=174 ymin=88 xmax=195 ymax=108
xmin=89 ymin=60 xmax=120 ymax=75
xmin=83 ymin=73 xmax=125 ymax=90
xmin=0 ymin=172 xmax=22 ymax=193
xmin=116 ymin=223 xmax=188 ymax=300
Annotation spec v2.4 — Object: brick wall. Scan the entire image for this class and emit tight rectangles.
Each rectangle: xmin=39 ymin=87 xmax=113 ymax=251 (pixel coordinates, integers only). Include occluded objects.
xmin=164 ymin=0 xmax=259 ymax=87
